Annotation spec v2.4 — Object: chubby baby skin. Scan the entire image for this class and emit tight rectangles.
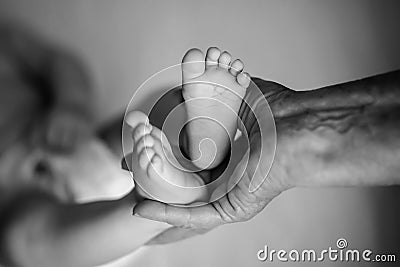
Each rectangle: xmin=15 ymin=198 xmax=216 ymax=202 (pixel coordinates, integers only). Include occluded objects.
xmin=125 ymin=111 xmax=207 ymax=204
xmin=125 ymin=47 xmax=250 ymax=205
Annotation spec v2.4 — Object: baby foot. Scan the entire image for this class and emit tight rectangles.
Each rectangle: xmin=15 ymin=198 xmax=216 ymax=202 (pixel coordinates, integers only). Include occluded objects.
xmin=181 ymin=47 xmax=250 ymax=169
xmin=126 ymin=111 xmax=206 ymax=204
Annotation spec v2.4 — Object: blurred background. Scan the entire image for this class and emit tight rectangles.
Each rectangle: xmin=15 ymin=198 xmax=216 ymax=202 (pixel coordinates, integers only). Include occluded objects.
xmin=0 ymin=0 xmax=399 ymax=266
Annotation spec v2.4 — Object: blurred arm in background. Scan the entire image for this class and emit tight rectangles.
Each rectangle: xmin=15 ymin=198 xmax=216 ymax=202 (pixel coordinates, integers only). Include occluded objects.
xmin=0 ymin=23 xmax=163 ymax=267
xmin=0 ymin=189 xmax=169 ymax=267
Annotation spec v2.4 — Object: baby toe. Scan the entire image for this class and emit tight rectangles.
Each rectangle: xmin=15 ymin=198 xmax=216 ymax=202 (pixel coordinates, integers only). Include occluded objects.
xmin=136 ymin=134 xmax=155 ymax=154
xmin=125 ymin=111 xmax=149 ymax=131
xmin=133 ymin=123 xmax=152 ymax=145
xmin=182 ymin=48 xmax=205 ymax=80
xmin=139 ymin=147 xmax=155 ymax=170
xmin=218 ymin=51 xmax=232 ymax=69
xmin=237 ymin=71 xmax=251 ymax=88
xmin=150 ymin=126 xmax=172 ymax=152
xmin=147 ymin=154 xmax=164 ymax=177
xmin=229 ymin=59 xmax=244 ymax=76
xmin=205 ymin=47 xmax=221 ymax=69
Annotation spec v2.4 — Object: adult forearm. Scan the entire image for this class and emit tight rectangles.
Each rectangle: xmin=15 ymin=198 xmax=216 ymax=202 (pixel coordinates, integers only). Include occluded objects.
xmin=273 ymin=70 xmax=400 ymax=187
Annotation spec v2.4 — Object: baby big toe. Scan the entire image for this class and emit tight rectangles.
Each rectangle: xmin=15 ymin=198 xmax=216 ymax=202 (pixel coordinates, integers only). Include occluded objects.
xmin=182 ymin=48 xmax=205 ymax=80
xmin=125 ymin=111 xmax=150 ymax=131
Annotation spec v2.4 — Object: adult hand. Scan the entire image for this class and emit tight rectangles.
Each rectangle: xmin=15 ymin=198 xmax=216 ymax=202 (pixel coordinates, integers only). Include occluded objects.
xmin=133 ymin=80 xmax=295 ymax=244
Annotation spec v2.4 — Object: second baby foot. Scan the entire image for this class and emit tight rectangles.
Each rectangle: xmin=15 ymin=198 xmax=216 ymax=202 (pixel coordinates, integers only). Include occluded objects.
xmin=126 ymin=111 xmax=207 ymax=204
